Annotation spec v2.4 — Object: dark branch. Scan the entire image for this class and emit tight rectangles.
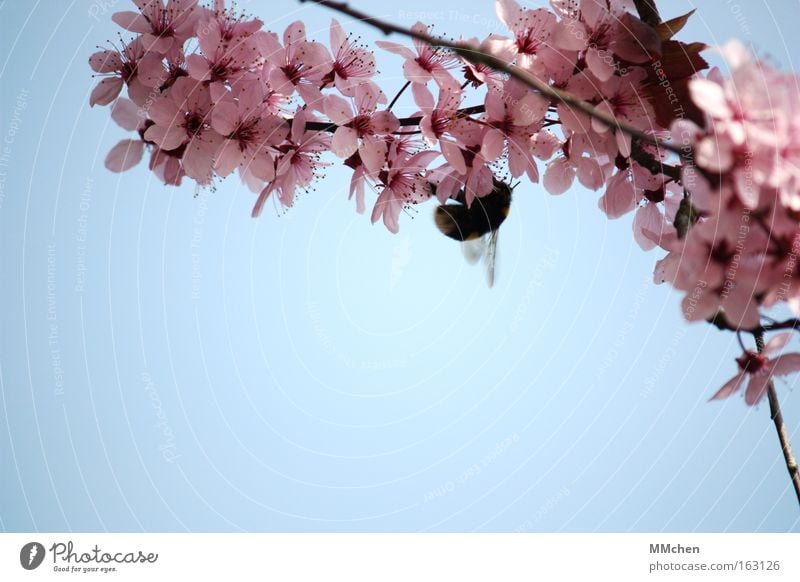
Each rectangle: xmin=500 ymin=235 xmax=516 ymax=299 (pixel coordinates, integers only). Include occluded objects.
xmin=754 ymin=331 xmax=800 ymax=506
xmin=302 ymin=104 xmax=486 ymax=133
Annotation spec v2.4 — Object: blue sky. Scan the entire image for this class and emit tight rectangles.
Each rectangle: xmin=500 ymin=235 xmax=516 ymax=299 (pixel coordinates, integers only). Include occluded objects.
xmin=1 ymin=0 xmax=799 ymax=532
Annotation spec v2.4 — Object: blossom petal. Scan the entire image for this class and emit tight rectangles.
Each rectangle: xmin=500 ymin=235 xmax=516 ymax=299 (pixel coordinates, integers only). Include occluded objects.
xmin=745 ymin=373 xmax=771 ymax=406
xmin=331 ymin=126 xmax=359 ymax=159
xmin=771 ymin=353 xmax=800 ymax=377
xmin=709 ymin=372 xmax=747 ymax=401
xmin=104 ymin=139 xmax=144 ymax=172
xmin=89 ymin=77 xmax=124 ymax=106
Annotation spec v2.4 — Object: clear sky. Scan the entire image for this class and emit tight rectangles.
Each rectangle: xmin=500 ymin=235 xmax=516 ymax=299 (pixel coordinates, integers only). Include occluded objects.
xmin=1 ymin=0 xmax=799 ymax=532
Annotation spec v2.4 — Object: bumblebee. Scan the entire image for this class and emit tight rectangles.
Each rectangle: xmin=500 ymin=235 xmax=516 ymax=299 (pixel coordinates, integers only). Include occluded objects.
xmin=433 ymin=179 xmax=513 ymax=287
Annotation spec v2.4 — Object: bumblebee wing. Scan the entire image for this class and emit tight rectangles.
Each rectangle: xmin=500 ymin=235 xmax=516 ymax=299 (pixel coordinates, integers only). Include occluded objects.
xmin=461 ymin=237 xmax=486 ymax=265
xmin=484 ymin=230 xmax=499 ymax=288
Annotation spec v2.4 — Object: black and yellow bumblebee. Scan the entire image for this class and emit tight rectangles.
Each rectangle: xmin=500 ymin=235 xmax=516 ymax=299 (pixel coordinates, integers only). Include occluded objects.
xmin=433 ymin=179 xmax=513 ymax=287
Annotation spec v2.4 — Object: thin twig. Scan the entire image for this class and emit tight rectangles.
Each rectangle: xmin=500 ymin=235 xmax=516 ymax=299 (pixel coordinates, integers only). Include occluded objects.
xmin=387 ymin=80 xmax=411 ymax=111
xmin=754 ymin=331 xmax=800 ymax=505
xmin=300 ymin=0 xmax=683 ymax=155
xmin=303 ymin=104 xmax=486 ymax=133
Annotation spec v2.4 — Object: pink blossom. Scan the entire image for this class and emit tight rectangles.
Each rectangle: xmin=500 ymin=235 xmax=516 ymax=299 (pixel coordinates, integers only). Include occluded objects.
xmin=105 ymin=99 xmax=146 ymax=172
xmin=459 ymin=36 xmax=513 ymax=90
xmin=429 ymin=125 xmax=495 ymax=207
xmin=186 ymin=10 xmax=267 ymax=89
xmin=143 ymin=77 xmax=222 ymax=183
xmin=211 ymin=81 xmax=289 ymax=181
xmin=324 ymin=83 xmax=399 ymax=172
xmin=89 ymin=37 xmax=161 ymax=106
xmin=267 ymin=22 xmax=332 ymax=100
xmin=324 ymin=19 xmax=377 ymax=96
xmin=711 ymin=333 xmax=800 ymax=405
xmin=252 ymin=108 xmax=331 ymax=216
xmin=592 ymin=68 xmax=655 ymax=157
xmin=370 ymin=149 xmax=439 ymax=233
xmin=416 ymin=85 xmax=462 ymax=147
xmin=112 ymin=0 xmax=201 ymax=54
xmin=481 ymin=80 xmax=549 ymax=180
xmin=492 ymin=0 xmax=557 ymax=74
xmin=553 ymin=0 xmax=660 ymax=82
xmin=375 ymin=22 xmax=460 ymax=90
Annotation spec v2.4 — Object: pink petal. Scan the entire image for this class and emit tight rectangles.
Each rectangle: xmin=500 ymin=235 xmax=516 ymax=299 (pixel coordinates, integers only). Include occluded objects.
xmin=374 ymin=41 xmax=416 ymax=61
xmin=330 ymin=18 xmax=346 ymax=51
xmin=324 ymin=94 xmax=354 ymax=126
xmin=186 ymin=54 xmax=212 ymax=81
xmin=512 ymin=93 xmax=548 ymax=126
xmin=689 ymin=79 xmax=730 ymax=119
xmin=141 ymin=33 xmax=173 ymax=54
xmin=633 ymin=203 xmax=663 ymax=251
xmin=89 ymin=50 xmax=123 ymax=73
xmin=484 ymin=89 xmax=506 ymax=121
xmin=111 ymin=11 xmax=151 ymax=33
xmin=214 ymin=140 xmax=242 ymax=177
xmin=331 ymin=126 xmax=359 ymax=159
xmin=211 ymin=101 xmax=238 ymax=136
xmin=771 ymin=353 xmax=800 ymax=377
xmin=284 ymin=21 xmax=307 ymax=46
xmin=543 ymin=158 xmax=575 ymax=195
xmin=104 ymin=139 xmax=144 ymax=172
xmin=441 ymin=141 xmax=466 ymax=174
xmin=111 ymin=98 xmax=141 ymax=131
xmin=481 ymin=129 xmax=506 ymax=162
xmin=144 ymin=123 xmax=185 ymax=151
xmin=495 ymin=0 xmax=522 ymax=32
xmin=709 ymin=372 xmax=747 ymax=401
xmin=599 ymin=174 xmax=637 ymax=219
xmin=137 ymin=53 xmax=168 ymax=87
xmin=403 ymin=59 xmax=432 ymax=84
xmin=745 ymin=373 xmax=771 ymax=406
xmin=89 ymin=77 xmax=124 ymax=106
xmin=764 ymin=333 xmax=793 ymax=358
xmin=182 ymin=138 xmax=216 ymax=183
xmin=553 ymin=20 xmax=588 ymax=51
xmin=586 ymin=47 xmax=615 ymax=82
xmin=358 ymin=137 xmax=387 ymax=174
xmin=371 ymin=111 xmax=400 ymax=134
xmin=412 ymin=83 xmax=434 ymax=110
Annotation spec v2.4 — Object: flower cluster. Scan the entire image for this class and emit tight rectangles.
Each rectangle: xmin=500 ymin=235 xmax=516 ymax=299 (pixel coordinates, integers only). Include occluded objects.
xmin=91 ymin=0 xmax=800 ymax=402
xmin=655 ymin=42 xmax=800 ymax=330
xmin=92 ymin=0 xmax=692 ymax=233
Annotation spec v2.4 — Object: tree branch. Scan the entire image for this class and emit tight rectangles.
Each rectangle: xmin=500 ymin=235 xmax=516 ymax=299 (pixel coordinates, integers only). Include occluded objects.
xmin=754 ymin=331 xmax=800 ymax=505
xmin=301 ymin=0 xmax=684 ymax=155
xmin=302 ymin=104 xmax=486 ymax=133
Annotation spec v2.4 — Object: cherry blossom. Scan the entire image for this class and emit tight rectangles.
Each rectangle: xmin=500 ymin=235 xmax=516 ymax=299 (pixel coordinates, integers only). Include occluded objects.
xmin=143 ymin=77 xmax=221 ymax=183
xmin=324 ymin=19 xmax=377 ymax=96
xmin=375 ymin=22 xmax=460 ymax=94
xmin=324 ymin=83 xmax=399 ymax=172
xmin=89 ymin=37 xmax=159 ymax=106
xmin=711 ymin=334 xmax=800 ymax=405
xmin=112 ymin=0 xmax=201 ymax=54
xmin=211 ymin=81 xmax=288 ymax=181
xmin=481 ymin=80 xmax=549 ymax=181
xmin=492 ymin=0 xmax=557 ymax=74
xmin=252 ymin=108 xmax=331 ymax=216
xmin=370 ymin=148 xmax=438 ymax=234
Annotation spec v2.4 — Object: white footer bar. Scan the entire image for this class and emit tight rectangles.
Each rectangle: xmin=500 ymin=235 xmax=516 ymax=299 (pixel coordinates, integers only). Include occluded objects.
xmin=1 ymin=533 xmax=797 ymax=581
